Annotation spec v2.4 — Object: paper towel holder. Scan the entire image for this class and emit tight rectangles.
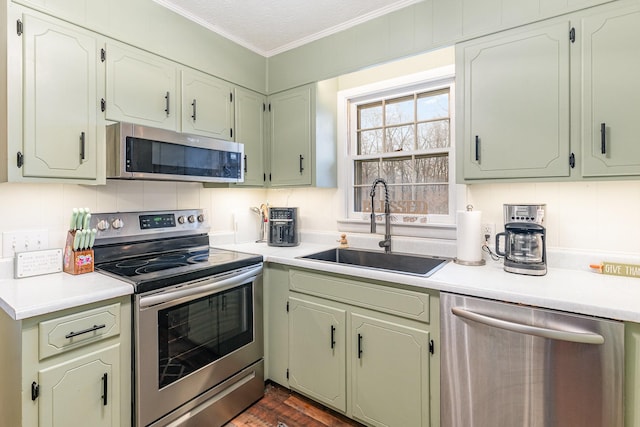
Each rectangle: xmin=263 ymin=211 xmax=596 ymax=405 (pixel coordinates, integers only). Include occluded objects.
xmin=454 ymin=204 xmax=486 ymax=266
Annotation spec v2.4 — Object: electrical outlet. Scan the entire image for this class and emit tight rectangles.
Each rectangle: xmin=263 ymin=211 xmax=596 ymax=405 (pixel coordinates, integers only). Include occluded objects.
xmin=481 ymin=223 xmax=495 ymax=245
xmin=2 ymin=230 xmax=49 ymax=258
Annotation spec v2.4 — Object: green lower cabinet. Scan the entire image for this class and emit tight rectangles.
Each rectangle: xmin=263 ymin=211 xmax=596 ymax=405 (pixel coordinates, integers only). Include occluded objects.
xmin=626 ymin=322 xmax=640 ymax=427
xmin=288 ymin=296 xmax=346 ymax=412
xmin=286 ymin=272 xmax=438 ymax=427
xmin=38 ymin=344 xmax=119 ymax=427
xmin=351 ymin=312 xmax=430 ymax=427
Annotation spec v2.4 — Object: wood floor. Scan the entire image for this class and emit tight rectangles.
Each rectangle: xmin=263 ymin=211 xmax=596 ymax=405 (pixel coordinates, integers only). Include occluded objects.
xmin=224 ymin=383 xmax=363 ymax=427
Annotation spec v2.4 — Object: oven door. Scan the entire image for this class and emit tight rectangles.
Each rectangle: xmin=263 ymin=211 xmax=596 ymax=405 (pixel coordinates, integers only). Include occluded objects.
xmin=135 ymin=264 xmax=263 ymax=427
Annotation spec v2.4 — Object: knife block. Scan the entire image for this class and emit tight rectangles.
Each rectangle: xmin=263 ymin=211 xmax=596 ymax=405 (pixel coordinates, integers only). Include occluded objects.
xmin=63 ymin=230 xmax=94 ymax=274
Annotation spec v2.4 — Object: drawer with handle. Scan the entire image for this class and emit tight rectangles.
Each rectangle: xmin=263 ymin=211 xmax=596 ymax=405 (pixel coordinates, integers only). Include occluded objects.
xmin=38 ymin=303 xmax=121 ymax=360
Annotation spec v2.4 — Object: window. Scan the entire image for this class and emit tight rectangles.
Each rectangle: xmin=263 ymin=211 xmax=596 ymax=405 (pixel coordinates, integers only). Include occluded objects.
xmin=346 ymin=76 xmax=455 ymax=226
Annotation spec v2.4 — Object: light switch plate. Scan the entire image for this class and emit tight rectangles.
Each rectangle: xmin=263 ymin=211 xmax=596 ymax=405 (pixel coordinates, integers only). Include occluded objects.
xmin=2 ymin=229 xmax=49 ymax=258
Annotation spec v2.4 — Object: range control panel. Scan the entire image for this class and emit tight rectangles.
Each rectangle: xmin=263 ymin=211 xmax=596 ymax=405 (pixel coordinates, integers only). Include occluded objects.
xmin=91 ymin=209 xmax=209 ymax=243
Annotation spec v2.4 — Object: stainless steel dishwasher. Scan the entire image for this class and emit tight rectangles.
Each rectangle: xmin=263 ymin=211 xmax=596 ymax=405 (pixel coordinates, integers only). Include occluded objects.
xmin=441 ymin=293 xmax=624 ymax=427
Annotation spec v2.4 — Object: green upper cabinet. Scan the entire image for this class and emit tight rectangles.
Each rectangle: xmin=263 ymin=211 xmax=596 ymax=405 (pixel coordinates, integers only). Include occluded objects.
xmin=105 ymin=42 xmax=178 ymax=130
xmin=457 ymin=20 xmax=571 ymax=180
xmin=269 ymin=85 xmax=313 ymax=186
xmin=235 ymin=87 xmax=266 ymax=186
xmin=268 ymin=80 xmax=337 ymax=188
xmin=581 ymin=5 xmax=640 ymax=177
xmin=181 ymin=68 xmax=234 ymax=140
xmin=13 ymin=9 xmax=104 ymax=183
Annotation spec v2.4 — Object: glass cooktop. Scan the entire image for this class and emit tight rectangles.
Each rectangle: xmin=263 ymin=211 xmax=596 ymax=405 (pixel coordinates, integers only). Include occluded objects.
xmin=96 ymin=247 xmax=263 ymax=294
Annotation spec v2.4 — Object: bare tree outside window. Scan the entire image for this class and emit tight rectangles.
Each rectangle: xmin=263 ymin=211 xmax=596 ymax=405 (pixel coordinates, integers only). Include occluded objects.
xmin=352 ymin=88 xmax=451 ymax=217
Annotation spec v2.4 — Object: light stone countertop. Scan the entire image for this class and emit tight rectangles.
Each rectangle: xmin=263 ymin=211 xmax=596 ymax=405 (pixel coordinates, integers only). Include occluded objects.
xmin=0 ymin=258 xmax=133 ymax=320
xmin=2 ymin=238 xmax=639 ymax=323
xmin=215 ymin=241 xmax=640 ymax=323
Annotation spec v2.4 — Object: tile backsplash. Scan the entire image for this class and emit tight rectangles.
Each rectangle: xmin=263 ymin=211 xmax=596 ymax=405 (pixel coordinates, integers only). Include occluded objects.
xmin=1 ymin=180 xmax=639 ymax=257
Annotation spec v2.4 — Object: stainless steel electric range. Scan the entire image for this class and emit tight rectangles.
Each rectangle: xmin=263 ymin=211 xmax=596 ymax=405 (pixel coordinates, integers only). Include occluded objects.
xmin=91 ymin=209 xmax=264 ymax=427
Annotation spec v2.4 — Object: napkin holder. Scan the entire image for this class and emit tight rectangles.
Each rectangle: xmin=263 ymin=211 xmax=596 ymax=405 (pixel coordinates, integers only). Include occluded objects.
xmin=63 ymin=230 xmax=94 ymax=275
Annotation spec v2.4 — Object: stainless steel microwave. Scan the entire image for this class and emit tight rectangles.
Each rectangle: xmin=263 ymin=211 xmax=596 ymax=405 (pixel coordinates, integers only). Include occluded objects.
xmin=106 ymin=122 xmax=244 ymax=183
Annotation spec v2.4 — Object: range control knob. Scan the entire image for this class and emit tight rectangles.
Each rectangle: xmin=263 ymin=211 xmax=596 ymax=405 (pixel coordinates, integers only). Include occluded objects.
xmin=177 ymin=216 xmax=186 ymax=224
xmin=197 ymin=214 xmax=205 ymax=223
xmin=96 ymin=219 xmax=110 ymax=231
xmin=111 ymin=218 xmax=124 ymax=229
xmin=188 ymin=215 xmax=196 ymax=223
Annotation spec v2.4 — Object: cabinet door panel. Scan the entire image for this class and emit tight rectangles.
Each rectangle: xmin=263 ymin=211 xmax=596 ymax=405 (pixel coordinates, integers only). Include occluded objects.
xmin=581 ymin=7 xmax=640 ymax=176
xmin=289 ymin=296 xmax=346 ymax=412
xmin=460 ymin=21 xmax=570 ymax=179
xmin=235 ymin=87 xmax=266 ymax=186
xmin=181 ymin=69 xmax=234 ymax=140
xmin=22 ymin=14 xmax=97 ymax=179
xmin=38 ymin=344 xmax=119 ymax=427
xmin=351 ymin=313 xmax=430 ymax=427
xmin=106 ymin=43 xmax=177 ymax=130
xmin=269 ymin=86 xmax=312 ymax=186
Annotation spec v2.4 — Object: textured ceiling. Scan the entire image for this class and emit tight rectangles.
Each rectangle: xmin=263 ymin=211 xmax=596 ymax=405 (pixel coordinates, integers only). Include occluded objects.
xmin=153 ymin=0 xmax=423 ymax=57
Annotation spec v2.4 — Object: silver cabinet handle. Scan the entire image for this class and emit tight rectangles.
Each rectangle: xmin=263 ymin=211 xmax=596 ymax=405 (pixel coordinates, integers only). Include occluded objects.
xmin=451 ymin=306 xmax=604 ymax=345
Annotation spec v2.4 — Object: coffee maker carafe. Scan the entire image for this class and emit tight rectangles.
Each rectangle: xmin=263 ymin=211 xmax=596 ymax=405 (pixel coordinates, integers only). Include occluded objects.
xmin=495 ymin=204 xmax=547 ymax=276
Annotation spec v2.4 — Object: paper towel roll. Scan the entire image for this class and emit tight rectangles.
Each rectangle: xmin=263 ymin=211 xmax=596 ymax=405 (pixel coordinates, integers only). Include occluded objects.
xmin=456 ymin=209 xmax=483 ymax=263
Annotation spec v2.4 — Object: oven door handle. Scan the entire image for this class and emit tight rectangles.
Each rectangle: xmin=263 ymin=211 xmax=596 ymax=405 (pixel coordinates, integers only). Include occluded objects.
xmin=139 ymin=265 xmax=261 ymax=308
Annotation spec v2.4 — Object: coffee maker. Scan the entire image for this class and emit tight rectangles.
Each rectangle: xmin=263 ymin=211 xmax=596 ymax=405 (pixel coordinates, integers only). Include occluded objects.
xmin=495 ymin=204 xmax=547 ymax=276
xmin=268 ymin=207 xmax=299 ymax=247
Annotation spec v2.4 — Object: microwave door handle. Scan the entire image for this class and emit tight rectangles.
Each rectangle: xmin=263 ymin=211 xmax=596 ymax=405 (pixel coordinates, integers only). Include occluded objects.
xmin=139 ymin=265 xmax=261 ymax=308
xmin=451 ymin=307 xmax=605 ymax=345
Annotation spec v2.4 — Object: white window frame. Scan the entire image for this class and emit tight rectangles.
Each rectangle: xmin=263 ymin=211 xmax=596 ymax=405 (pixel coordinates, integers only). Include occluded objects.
xmin=336 ymin=65 xmax=461 ymax=240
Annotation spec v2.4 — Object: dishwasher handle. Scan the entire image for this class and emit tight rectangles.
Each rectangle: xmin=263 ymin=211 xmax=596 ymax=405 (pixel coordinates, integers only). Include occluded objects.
xmin=451 ymin=306 xmax=605 ymax=345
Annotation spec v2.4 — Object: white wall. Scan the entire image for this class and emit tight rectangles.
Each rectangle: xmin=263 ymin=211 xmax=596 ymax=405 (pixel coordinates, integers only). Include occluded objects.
xmin=0 ymin=181 xmax=269 ymax=255
xmin=467 ymin=181 xmax=640 ymax=255
xmin=1 ymin=172 xmax=639 ymax=257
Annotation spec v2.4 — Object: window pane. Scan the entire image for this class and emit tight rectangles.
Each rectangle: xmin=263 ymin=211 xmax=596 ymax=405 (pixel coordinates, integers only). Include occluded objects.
xmin=415 ymin=184 xmax=449 ymax=214
xmin=417 ymin=91 xmax=449 ymax=121
xmin=386 ymin=125 xmax=414 ymax=152
xmin=386 ymin=186 xmax=429 ymax=215
xmin=358 ymin=129 xmax=383 ymax=155
xmin=385 ymin=96 xmax=413 ymax=125
xmin=417 ymin=120 xmax=450 ymax=149
xmin=354 ymin=187 xmax=380 ymax=213
xmin=416 ymin=155 xmax=449 ymax=183
xmin=354 ymin=159 xmax=379 ymax=185
xmin=358 ymin=103 xmax=383 ymax=129
xmin=380 ymin=157 xmax=413 ymax=184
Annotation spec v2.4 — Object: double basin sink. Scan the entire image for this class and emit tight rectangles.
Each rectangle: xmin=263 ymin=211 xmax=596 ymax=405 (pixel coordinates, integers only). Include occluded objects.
xmin=300 ymin=247 xmax=449 ymax=277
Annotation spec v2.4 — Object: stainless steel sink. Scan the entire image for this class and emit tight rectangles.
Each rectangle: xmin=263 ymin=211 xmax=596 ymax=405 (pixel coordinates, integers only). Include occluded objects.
xmin=299 ymin=247 xmax=449 ymax=277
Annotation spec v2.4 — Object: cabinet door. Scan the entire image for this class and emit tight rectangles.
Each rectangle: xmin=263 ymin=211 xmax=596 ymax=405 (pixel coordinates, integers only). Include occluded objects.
xmin=105 ymin=42 xmax=177 ymax=130
xmin=351 ymin=313 xmax=430 ymax=427
xmin=581 ymin=6 xmax=640 ymax=177
xmin=269 ymin=85 xmax=312 ymax=186
xmin=22 ymin=13 xmax=98 ymax=179
xmin=235 ymin=87 xmax=266 ymax=186
xmin=459 ymin=21 xmax=571 ymax=180
xmin=181 ymin=69 xmax=234 ymax=140
xmin=38 ymin=344 xmax=120 ymax=427
xmin=288 ymin=296 xmax=346 ymax=412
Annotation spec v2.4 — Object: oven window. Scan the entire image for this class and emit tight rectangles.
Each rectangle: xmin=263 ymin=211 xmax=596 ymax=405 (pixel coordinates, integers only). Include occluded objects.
xmin=157 ymin=283 xmax=253 ymax=388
